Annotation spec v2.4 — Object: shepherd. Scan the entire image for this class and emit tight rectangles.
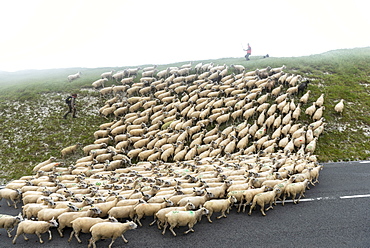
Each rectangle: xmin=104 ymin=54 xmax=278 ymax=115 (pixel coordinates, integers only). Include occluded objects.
xmin=244 ymin=43 xmax=252 ymax=61
xmin=63 ymin=93 xmax=77 ymax=119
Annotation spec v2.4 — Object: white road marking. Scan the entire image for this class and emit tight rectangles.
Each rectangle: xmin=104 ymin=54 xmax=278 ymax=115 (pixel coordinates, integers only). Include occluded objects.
xmin=340 ymin=194 xmax=370 ymax=199
xmin=359 ymin=161 xmax=370 ymax=163
xmin=275 ymin=194 xmax=369 ymax=204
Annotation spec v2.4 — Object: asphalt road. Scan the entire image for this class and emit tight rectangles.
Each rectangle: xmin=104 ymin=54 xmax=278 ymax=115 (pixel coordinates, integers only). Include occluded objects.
xmin=1 ymin=161 xmax=369 ymax=248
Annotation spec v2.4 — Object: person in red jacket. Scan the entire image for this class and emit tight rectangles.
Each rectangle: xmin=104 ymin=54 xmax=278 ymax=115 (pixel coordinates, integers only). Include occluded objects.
xmin=244 ymin=43 xmax=251 ymax=60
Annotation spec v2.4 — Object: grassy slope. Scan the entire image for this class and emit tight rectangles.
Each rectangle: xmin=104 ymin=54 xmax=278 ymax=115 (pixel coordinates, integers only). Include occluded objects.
xmin=0 ymin=47 xmax=369 ymax=183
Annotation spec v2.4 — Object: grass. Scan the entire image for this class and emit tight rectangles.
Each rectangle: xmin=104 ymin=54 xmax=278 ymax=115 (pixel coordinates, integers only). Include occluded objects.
xmin=0 ymin=47 xmax=369 ymax=183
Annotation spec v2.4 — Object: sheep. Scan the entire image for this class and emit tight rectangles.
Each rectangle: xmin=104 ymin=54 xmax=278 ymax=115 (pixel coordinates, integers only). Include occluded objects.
xmin=162 ymin=207 xmax=209 ymax=236
xmin=61 ymin=143 xmax=81 ymax=158
xmin=305 ymin=102 xmax=316 ymax=117
xmin=67 ymin=72 xmax=82 ymax=82
xmin=315 ymin=93 xmax=325 ymax=107
xmin=0 ymin=213 xmax=23 ymax=238
xmin=83 ymin=143 xmax=107 ymax=156
xmin=107 ymin=205 xmax=138 ymax=221
xmin=312 ymin=106 xmax=325 ymax=121
xmin=238 ymin=185 xmax=269 ymax=212
xmin=204 ymin=180 xmax=232 ymax=199
xmin=56 ymin=206 xmax=102 ymax=237
xmin=0 ymin=188 xmax=22 ymax=209
xmin=37 ymin=203 xmax=79 ymax=221
xmin=177 ymin=191 xmax=214 ymax=208
xmin=134 ymin=199 xmax=174 ymax=226
xmin=89 ymin=196 xmax=121 ymax=217
xmin=248 ymin=188 xmax=281 ymax=216
xmin=12 ymin=218 xmax=58 ymax=244
xmin=203 ymin=195 xmax=237 ymax=223
xmin=101 ymin=70 xmax=115 ymax=80
xmin=88 ymin=220 xmax=137 ymax=248
xmin=305 ymin=137 xmax=318 ymax=154
xmin=32 ymin=157 xmax=56 ymax=173
xmin=282 ymin=179 xmax=309 ymax=205
xmin=151 ymin=202 xmax=195 ymax=229
xmin=334 ymin=99 xmax=344 ymax=114
xmin=68 ymin=216 xmax=118 ymax=243
xmin=92 ymin=78 xmax=108 ymax=89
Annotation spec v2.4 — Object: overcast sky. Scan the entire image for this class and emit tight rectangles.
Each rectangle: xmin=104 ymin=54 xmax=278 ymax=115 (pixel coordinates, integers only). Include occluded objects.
xmin=0 ymin=0 xmax=369 ymax=72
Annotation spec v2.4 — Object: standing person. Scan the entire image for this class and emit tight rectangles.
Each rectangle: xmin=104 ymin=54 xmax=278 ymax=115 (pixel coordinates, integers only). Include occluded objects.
xmin=63 ymin=93 xmax=77 ymax=119
xmin=244 ymin=43 xmax=252 ymax=60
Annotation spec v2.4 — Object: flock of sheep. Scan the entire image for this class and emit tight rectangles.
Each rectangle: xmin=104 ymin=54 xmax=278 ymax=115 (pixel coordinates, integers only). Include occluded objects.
xmin=0 ymin=61 xmax=343 ymax=247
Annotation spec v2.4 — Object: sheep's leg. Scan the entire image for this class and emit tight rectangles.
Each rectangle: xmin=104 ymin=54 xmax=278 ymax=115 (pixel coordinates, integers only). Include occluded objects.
xmin=169 ymin=225 xmax=177 ymax=237
xmin=48 ymin=229 xmax=53 ymax=240
xmin=6 ymin=227 xmax=13 ymax=238
xmin=242 ymin=200 xmax=251 ymax=213
xmin=237 ymin=198 xmax=244 ymax=212
xmin=68 ymin=230 xmax=74 ymax=242
xmin=248 ymin=202 xmax=256 ymax=215
xmin=292 ymin=193 xmax=297 ymax=204
xmin=88 ymin=237 xmax=96 ymax=248
xmin=36 ymin=232 xmax=44 ymax=243
xmin=217 ymin=209 xmax=227 ymax=219
xmin=23 ymin=233 xmax=29 ymax=241
xmin=162 ymin=223 xmax=168 ymax=235
xmin=260 ymin=204 xmax=266 ymax=216
xmin=121 ymin=234 xmax=128 ymax=243
xmin=57 ymin=226 xmax=64 ymax=237
xmin=266 ymin=202 xmax=274 ymax=211
xmin=108 ymin=237 xmax=117 ymax=248
xmin=157 ymin=220 xmax=162 ymax=230
xmin=136 ymin=215 xmax=143 ymax=227
xmin=207 ymin=211 xmax=213 ymax=223
xmin=282 ymin=195 xmax=286 ymax=206
xmin=12 ymin=233 xmax=19 ymax=244
xmin=75 ymin=231 xmax=83 ymax=243
xmin=184 ymin=224 xmax=195 ymax=234
xmin=149 ymin=217 xmax=157 ymax=226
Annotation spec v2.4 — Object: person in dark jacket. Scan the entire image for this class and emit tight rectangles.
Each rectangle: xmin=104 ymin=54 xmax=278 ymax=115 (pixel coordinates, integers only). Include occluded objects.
xmin=244 ymin=43 xmax=252 ymax=60
xmin=63 ymin=93 xmax=77 ymax=119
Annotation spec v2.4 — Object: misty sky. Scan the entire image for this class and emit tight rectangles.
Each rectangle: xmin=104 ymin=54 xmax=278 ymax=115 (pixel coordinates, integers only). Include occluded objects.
xmin=1 ymin=0 xmax=369 ymax=72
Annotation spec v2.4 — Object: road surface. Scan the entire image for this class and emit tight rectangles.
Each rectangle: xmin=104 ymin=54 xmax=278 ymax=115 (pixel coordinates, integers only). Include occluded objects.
xmin=1 ymin=161 xmax=369 ymax=247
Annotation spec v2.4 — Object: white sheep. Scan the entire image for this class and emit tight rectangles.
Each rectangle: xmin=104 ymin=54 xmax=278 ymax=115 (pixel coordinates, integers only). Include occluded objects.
xmin=248 ymin=188 xmax=281 ymax=216
xmin=88 ymin=220 xmax=137 ymax=248
xmin=134 ymin=199 xmax=174 ymax=226
xmin=56 ymin=206 xmax=102 ymax=237
xmin=82 ymin=143 xmax=107 ymax=156
xmin=0 ymin=213 xmax=23 ymax=237
xmin=68 ymin=216 xmax=118 ymax=243
xmin=334 ymin=99 xmax=344 ymax=114
xmin=12 ymin=218 xmax=58 ymax=244
xmin=238 ymin=185 xmax=269 ymax=213
xmin=101 ymin=70 xmax=115 ymax=80
xmin=67 ymin=72 xmax=82 ymax=82
xmin=0 ymin=188 xmax=22 ymax=209
xmin=177 ymin=191 xmax=214 ymax=208
xmin=203 ymin=195 xmax=237 ymax=223
xmin=92 ymin=78 xmax=108 ymax=89
xmin=151 ymin=202 xmax=195 ymax=229
xmin=32 ymin=157 xmax=56 ymax=173
xmin=162 ymin=207 xmax=209 ymax=236
xmin=37 ymin=203 xmax=79 ymax=221
xmin=282 ymin=179 xmax=310 ymax=205
xmin=61 ymin=143 xmax=81 ymax=158
xmin=107 ymin=205 xmax=137 ymax=221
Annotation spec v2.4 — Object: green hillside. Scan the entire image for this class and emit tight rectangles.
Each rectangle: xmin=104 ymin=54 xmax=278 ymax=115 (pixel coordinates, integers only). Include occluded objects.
xmin=0 ymin=47 xmax=369 ymax=183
